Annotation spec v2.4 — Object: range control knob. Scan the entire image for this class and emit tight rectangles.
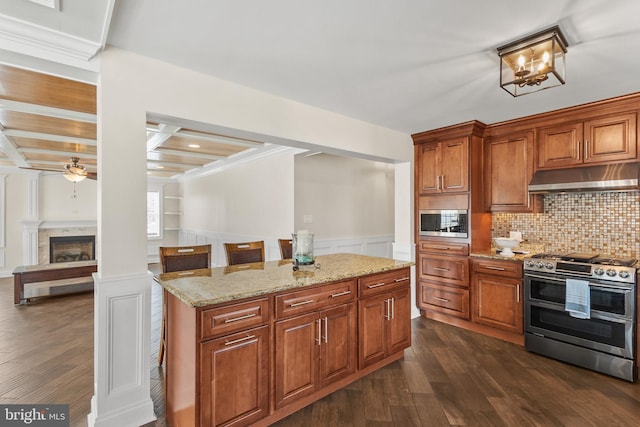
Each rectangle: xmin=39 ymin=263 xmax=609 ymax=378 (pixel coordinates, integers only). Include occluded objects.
xmin=619 ymin=270 xmax=630 ymax=279
xmin=526 ymin=261 xmax=536 ymax=268
xmin=606 ymin=269 xmax=617 ymax=277
xmin=536 ymin=262 xmax=544 ymax=269
xmin=545 ymin=262 xmax=554 ymax=270
xmin=594 ymin=268 xmax=605 ymax=276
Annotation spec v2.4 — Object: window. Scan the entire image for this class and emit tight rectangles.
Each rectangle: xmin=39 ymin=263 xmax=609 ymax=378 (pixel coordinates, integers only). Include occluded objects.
xmin=147 ymin=188 xmax=162 ymax=238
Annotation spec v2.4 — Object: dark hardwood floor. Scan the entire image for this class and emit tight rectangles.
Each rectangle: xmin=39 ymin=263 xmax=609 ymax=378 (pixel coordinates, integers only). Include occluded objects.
xmin=1 ymin=268 xmax=639 ymax=426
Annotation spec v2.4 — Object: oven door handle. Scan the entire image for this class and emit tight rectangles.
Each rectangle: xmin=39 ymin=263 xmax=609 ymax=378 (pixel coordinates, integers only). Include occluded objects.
xmin=525 ymin=273 xmax=565 ymax=282
xmin=589 ymin=283 xmax=632 ymax=292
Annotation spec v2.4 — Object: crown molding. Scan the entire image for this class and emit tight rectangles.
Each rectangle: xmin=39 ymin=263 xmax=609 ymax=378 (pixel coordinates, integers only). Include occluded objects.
xmin=0 ymin=13 xmax=102 ymax=70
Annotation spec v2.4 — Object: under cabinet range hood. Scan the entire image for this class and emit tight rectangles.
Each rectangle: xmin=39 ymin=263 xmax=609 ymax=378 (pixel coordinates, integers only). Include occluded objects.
xmin=528 ymin=163 xmax=640 ymax=194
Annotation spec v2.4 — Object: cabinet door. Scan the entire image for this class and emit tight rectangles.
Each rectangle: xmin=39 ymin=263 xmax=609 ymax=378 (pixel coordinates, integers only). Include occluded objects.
xmin=472 ymin=274 xmax=523 ymax=334
xmin=274 ymin=312 xmax=319 ymax=409
xmin=537 ymin=123 xmax=583 ymax=169
xmin=441 ymin=137 xmax=469 ymax=192
xmin=485 ymin=131 xmax=539 ymax=212
xmin=200 ymin=325 xmax=269 ymax=427
xmin=387 ymin=287 xmax=411 ymax=355
xmin=417 ymin=143 xmax=441 ymax=193
xmin=584 ymin=113 xmax=637 ymax=164
xmin=358 ymin=293 xmax=387 ymax=368
xmin=319 ymin=303 xmax=356 ymax=387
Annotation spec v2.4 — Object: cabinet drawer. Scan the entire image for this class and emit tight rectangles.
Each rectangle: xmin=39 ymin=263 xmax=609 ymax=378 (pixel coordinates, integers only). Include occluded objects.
xmin=418 ymin=254 xmax=469 ymax=287
xmin=420 ymin=282 xmax=469 ymax=319
xmin=200 ymin=298 xmax=269 ymax=341
xmin=275 ymin=279 xmax=356 ymax=319
xmin=472 ymin=258 xmax=522 ymax=278
xmin=358 ymin=268 xmax=411 ymax=298
xmin=419 ymin=241 xmax=469 ymax=256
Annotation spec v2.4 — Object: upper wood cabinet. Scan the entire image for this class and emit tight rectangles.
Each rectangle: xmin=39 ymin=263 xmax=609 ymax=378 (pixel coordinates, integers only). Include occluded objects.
xmin=537 ymin=112 xmax=637 ymax=169
xmin=484 ymin=130 xmax=541 ymax=213
xmin=417 ymin=137 xmax=469 ymax=194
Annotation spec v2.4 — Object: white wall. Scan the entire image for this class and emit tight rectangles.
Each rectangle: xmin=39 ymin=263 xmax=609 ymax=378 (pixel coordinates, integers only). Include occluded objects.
xmin=182 ymin=151 xmax=294 ymax=237
xmin=294 ymin=154 xmax=394 ymax=239
xmin=40 ymin=174 xmax=97 ymax=220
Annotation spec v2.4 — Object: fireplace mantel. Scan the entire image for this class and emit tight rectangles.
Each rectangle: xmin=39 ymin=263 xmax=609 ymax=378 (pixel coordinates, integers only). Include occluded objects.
xmin=39 ymin=220 xmax=97 ymax=229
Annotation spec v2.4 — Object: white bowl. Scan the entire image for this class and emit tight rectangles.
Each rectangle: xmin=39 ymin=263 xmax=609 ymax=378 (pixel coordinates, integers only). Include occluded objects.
xmin=494 ymin=238 xmax=520 ymax=257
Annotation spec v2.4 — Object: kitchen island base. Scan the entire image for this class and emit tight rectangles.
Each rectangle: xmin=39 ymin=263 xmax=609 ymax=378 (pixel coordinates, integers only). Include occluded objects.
xmin=158 ymin=254 xmax=413 ymax=427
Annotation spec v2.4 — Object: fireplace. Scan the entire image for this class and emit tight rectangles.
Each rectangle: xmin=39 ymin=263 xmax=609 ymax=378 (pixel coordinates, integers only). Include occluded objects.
xmin=50 ymin=235 xmax=96 ymax=263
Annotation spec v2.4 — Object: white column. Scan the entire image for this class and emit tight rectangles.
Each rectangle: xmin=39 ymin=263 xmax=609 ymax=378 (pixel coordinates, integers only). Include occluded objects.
xmin=87 ymin=272 xmax=154 ymax=427
xmin=22 ymin=173 xmax=41 ymax=265
xmin=88 ymin=52 xmax=155 ymax=426
xmin=393 ymin=161 xmax=418 ymax=318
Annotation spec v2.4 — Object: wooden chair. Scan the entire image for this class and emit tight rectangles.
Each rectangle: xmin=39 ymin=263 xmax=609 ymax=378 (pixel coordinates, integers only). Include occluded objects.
xmin=157 ymin=244 xmax=211 ymax=365
xmin=278 ymin=238 xmax=293 ymax=259
xmin=224 ymin=241 xmax=265 ymax=265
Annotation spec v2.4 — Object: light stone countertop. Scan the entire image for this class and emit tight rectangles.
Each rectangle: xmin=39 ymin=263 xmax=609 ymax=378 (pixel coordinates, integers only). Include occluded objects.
xmin=154 ymin=253 xmax=414 ymax=308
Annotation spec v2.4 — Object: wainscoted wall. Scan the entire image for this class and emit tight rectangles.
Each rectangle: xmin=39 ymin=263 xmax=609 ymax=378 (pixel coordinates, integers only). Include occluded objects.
xmin=492 ymin=191 xmax=640 ymax=258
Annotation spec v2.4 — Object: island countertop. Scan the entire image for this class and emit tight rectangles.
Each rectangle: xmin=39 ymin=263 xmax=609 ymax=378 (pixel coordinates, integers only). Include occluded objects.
xmin=154 ymin=253 xmax=414 ymax=307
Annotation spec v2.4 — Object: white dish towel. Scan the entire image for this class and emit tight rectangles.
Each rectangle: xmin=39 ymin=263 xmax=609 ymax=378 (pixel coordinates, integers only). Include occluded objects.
xmin=565 ymin=279 xmax=591 ymax=319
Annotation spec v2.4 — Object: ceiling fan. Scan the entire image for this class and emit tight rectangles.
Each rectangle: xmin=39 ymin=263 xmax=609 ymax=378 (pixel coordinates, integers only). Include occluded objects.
xmin=20 ymin=157 xmax=97 ymax=182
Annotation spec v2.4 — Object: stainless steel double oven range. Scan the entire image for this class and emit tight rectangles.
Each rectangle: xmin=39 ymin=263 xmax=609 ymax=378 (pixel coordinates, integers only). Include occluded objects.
xmin=523 ymin=252 xmax=637 ymax=381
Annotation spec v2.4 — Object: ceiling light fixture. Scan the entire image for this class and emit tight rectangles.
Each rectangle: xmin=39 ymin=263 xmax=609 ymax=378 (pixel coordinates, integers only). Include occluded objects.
xmin=497 ymin=25 xmax=568 ymax=97
xmin=63 ymin=171 xmax=86 ymax=182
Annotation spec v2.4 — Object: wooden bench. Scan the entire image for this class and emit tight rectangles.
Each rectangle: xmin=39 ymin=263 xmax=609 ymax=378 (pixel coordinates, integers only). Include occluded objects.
xmin=13 ymin=260 xmax=97 ymax=305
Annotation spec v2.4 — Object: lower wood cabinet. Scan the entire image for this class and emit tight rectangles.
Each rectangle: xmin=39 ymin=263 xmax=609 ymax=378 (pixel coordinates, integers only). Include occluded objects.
xmin=200 ymin=325 xmax=270 ymax=427
xmin=419 ymin=281 xmax=469 ymax=319
xmin=274 ymin=303 xmax=356 ymax=409
xmin=359 ymin=287 xmax=411 ymax=368
xmin=471 ymin=258 xmax=523 ymax=334
xmin=164 ymin=267 xmax=411 ymax=427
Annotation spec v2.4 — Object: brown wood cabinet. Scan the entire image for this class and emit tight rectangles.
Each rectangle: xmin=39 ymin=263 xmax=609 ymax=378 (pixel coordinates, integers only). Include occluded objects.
xmin=274 ymin=291 xmax=356 ymax=409
xmin=163 ymin=263 xmax=412 ymax=427
xmin=417 ymin=252 xmax=469 ymax=287
xmin=484 ymin=130 xmax=541 ymax=213
xmin=358 ymin=270 xmax=411 ymax=368
xmin=537 ymin=112 xmax=637 ymax=169
xmin=417 ymin=138 xmax=469 ymax=194
xmin=471 ymin=258 xmax=523 ymax=334
xmin=200 ymin=325 xmax=270 ymax=427
xmin=419 ymin=281 xmax=469 ymax=319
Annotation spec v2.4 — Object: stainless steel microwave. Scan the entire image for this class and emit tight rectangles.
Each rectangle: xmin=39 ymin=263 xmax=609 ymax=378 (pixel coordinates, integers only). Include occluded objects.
xmin=419 ymin=209 xmax=468 ymax=238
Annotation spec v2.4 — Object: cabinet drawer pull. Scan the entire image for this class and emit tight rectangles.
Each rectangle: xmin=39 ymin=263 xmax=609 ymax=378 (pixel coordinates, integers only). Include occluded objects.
xmin=394 ymin=277 xmax=409 ymax=283
xmin=433 ymin=297 xmax=449 ymax=303
xmin=290 ymin=299 xmax=315 ymax=307
xmin=432 ymin=267 xmax=450 ymax=272
xmin=430 ymin=245 xmax=450 ymax=250
xmin=224 ymin=313 xmax=257 ymax=323
xmin=367 ymin=282 xmax=387 ymax=289
xmin=224 ymin=334 xmax=256 ymax=346
xmin=330 ymin=290 xmax=351 ymax=298
xmin=484 ymin=266 xmax=506 ymax=271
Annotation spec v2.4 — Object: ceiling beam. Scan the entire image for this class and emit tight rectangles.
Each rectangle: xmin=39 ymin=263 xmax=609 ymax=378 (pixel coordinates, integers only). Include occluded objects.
xmin=0 ymin=125 xmax=28 ymax=167
xmin=17 ymin=147 xmax=97 ymax=158
xmin=151 ymin=148 xmax=225 ymax=161
xmin=176 ymin=130 xmax=263 ymax=148
xmin=0 ymin=98 xmax=96 ymax=123
xmin=147 ymin=124 xmax=181 ymax=152
xmin=0 ymin=129 xmax=96 ymax=146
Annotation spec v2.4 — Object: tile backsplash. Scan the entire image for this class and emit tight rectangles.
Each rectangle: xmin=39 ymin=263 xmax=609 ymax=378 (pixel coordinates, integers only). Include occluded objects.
xmin=492 ymin=191 xmax=640 ymax=258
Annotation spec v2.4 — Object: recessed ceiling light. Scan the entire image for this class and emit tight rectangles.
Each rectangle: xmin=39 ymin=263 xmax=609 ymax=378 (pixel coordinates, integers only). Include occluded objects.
xmin=188 ymin=144 xmax=200 ymax=148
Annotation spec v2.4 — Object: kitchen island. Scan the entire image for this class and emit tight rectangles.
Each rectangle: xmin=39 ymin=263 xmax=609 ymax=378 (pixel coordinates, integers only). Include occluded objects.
xmin=155 ymin=253 xmax=413 ymax=427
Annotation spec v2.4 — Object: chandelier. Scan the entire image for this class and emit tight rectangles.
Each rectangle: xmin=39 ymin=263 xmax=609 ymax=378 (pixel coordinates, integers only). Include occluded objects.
xmin=497 ymin=25 xmax=568 ymax=97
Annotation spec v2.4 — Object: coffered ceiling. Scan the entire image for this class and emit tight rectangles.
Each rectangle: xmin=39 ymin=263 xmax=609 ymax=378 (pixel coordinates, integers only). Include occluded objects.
xmin=1 ymin=0 xmax=640 ymax=178
xmin=0 ymin=64 xmax=264 ymax=179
